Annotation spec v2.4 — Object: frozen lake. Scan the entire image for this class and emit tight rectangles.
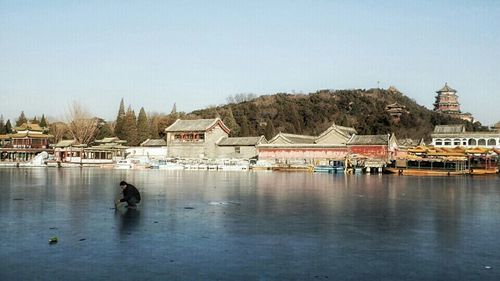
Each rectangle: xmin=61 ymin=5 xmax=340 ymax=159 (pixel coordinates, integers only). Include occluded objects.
xmin=1 ymin=168 xmax=500 ymax=280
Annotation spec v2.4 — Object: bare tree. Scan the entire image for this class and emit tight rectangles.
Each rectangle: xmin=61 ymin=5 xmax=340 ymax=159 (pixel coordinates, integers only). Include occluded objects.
xmin=49 ymin=122 xmax=69 ymax=143
xmin=226 ymin=93 xmax=257 ymax=104
xmin=66 ymin=102 xmax=99 ymax=144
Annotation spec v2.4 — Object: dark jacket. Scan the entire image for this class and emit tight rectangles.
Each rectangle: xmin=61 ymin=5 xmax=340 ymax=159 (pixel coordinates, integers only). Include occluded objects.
xmin=120 ymin=184 xmax=141 ymax=203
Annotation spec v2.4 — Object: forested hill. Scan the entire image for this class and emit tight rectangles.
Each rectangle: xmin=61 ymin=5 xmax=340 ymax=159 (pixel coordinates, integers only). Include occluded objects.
xmin=190 ymin=88 xmax=483 ymax=141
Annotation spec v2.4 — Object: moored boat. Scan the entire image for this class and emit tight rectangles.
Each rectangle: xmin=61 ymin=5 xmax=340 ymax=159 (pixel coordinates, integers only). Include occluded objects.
xmin=387 ymin=146 xmax=499 ymax=176
xmin=217 ymin=159 xmax=250 ymax=171
xmin=314 ymin=165 xmax=344 ymax=173
xmin=115 ymin=159 xmax=134 ymax=169
xmin=385 ymin=167 xmax=467 ymax=176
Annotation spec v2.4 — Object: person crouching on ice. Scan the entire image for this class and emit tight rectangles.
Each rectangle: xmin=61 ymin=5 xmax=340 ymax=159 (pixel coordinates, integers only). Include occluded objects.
xmin=116 ymin=181 xmax=141 ymax=208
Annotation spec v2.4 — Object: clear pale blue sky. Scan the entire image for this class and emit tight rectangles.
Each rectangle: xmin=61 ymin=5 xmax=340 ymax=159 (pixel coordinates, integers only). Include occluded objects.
xmin=1 ymin=1 xmax=499 ymax=125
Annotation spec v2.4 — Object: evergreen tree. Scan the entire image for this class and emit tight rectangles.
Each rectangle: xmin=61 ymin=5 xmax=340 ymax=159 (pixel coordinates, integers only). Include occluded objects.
xmin=40 ymin=114 xmax=47 ymax=128
xmin=95 ymin=119 xmax=114 ymax=140
xmin=148 ymin=114 xmax=161 ymax=139
xmin=5 ymin=120 xmax=12 ymax=133
xmin=235 ymin=103 xmax=258 ymax=136
xmin=114 ymin=98 xmax=126 ymax=139
xmin=287 ymin=104 xmax=302 ymax=134
xmin=137 ymin=107 xmax=150 ymax=144
xmin=239 ymin=118 xmax=250 ymax=136
xmin=222 ymin=107 xmax=240 ymax=136
xmin=122 ymin=106 xmax=138 ymax=145
xmin=264 ymin=119 xmax=276 ymax=140
xmin=0 ymin=115 xmax=5 ymax=134
xmin=16 ymin=111 xmax=27 ymax=126
xmin=31 ymin=116 xmax=39 ymax=124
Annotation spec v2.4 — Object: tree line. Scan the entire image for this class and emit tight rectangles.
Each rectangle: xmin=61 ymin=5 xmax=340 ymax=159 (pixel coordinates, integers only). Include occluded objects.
xmin=191 ymin=88 xmax=487 ymax=141
xmin=1 ymin=99 xmax=184 ymax=146
xmin=2 ymin=88 xmax=488 ymax=146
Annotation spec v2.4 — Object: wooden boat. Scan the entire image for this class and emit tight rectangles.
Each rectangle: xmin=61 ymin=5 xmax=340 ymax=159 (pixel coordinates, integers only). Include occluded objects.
xmin=469 ymin=168 xmax=499 ymax=175
xmin=272 ymin=164 xmax=313 ymax=172
xmin=385 ymin=167 xmax=467 ymax=176
xmin=386 ymin=156 xmax=469 ymax=176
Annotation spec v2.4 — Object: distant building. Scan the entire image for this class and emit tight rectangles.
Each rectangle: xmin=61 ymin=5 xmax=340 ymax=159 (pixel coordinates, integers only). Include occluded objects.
xmin=0 ymin=122 xmax=53 ymax=162
xmin=0 ymin=134 xmax=10 ymax=147
xmin=257 ymin=123 xmax=356 ymax=165
xmin=11 ymin=122 xmax=51 ymax=149
xmin=267 ymin=132 xmax=316 ymax=145
xmin=165 ymin=118 xmax=230 ymax=159
xmin=397 ymin=138 xmax=425 ymax=149
xmin=430 ymin=125 xmax=500 ymax=148
xmin=492 ymin=121 xmax=500 ymax=132
xmin=53 ymin=137 xmax=127 ymax=165
xmin=395 ymin=138 xmax=425 ymax=158
xmin=315 ymin=124 xmax=357 ymax=145
xmin=125 ymin=139 xmax=168 ymax=160
xmin=387 ymin=86 xmax=401 ymax=94
xmin=385 ymin=102 xmax=408 ymax=122
xmin=346 ymin=134 xmax=399 ymax=166
xmin=433 ymin=83 xmax=473 ymax=122
xmin=216 ymin=136 xmax=267 ymax=159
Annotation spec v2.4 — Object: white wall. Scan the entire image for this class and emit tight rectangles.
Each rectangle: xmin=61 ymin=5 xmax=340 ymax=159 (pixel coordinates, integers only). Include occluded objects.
xmin=126 ymin=147 xmax=168 ymax=159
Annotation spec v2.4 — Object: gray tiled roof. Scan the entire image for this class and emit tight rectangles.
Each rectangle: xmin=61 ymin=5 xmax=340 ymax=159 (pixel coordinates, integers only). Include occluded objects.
xmin=165 ymin=118 xmax=229 ymax=132
xmin=335 ymin=125 xmax=357 ymax=137
xmin=316 ymin=123 xmax=357 ymax=141
xmin=431 ymin=132 xmax=500 ymax=138
xmin=54 ymin=139 xmax=78 ymax=147
xmin=217 ymin=136 xmax=266 ymax=146
xmin=436 ymin=83 xmax=456 ymax=93
xmin=140 ymin=139 xmax=167 ymax=147
xmin=385 ymin=102 xmax=406 ymax=109
xmin=433 ymin=125 xmax=466 ymax=134
xmin=95 ymin=137 xmax=127 ymax=144
xmin=14 ymin=122 xmax=46 ymax=132
xmin=398 ymin=138 xmax=423 ymax=146
xmin=347 ymin=135 xmax=390 ymax=145
xmin=278 ymin=133 xmax=316 ymax=144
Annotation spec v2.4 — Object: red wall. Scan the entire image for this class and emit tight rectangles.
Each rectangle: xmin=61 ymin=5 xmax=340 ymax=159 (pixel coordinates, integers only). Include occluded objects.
xmin=258 ymin=145 xmax=394 ymax=162
xmin=348 ymin=145 xmax=389 ymax=159
xmin=258 ymin=147 xmax=349 ymax=160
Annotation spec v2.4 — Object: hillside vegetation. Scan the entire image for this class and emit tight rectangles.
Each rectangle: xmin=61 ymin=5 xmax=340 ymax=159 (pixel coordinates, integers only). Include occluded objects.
xmin=190 ymin=88 xmax=483 ymax=141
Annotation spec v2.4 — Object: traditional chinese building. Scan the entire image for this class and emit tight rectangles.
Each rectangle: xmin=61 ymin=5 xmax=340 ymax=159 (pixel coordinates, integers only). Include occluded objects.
xmin=216 ymin=136 xmax=267 ymax=159
xmin=433 ymin=83 xmax=473 ymax=122
xmin=257 ymin=123 xmax=356 ymax=165
xmin=53 ymin=137 xmax=127 ymax=165
xmin=346 ymin=134 xmax=399 ymax=169
xmin=266 ymin=132 xmax=316 ymax=145
xmin=11 ymin=123 xmax=51 ymax=149
xmin=0 ymin=122 xmax=53 ymax=162
xmin=396 ymin=138 xmax=425 ymax=158
xmin=0 ymin=134 xmax=10 ymax=147
xmin=165 ymin=118 xmax=230 ymax=159
xmin=385 ymin=102 xmax=408 ymax=122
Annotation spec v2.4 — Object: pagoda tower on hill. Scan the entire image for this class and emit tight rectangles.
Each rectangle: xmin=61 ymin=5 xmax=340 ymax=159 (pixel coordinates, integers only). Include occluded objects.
xmin=434 ymin=83 xmax=460 ymax=114
xmin=433 ymin=83 xmax=473 ymax=122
